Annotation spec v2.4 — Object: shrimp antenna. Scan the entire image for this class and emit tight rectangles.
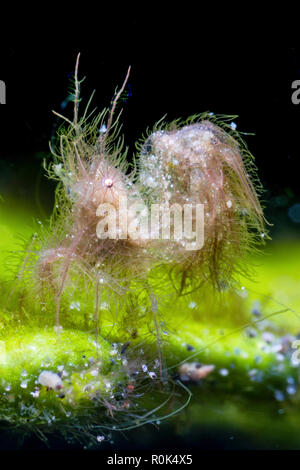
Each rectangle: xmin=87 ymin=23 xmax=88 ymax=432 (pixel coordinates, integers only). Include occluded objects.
xmin=98 ymin=66 xmax=131 ymax=154
xmin=74 ymin=52 xmax=81 ymax=126
xmin=106 ymin=66 xmax=131 ymax=136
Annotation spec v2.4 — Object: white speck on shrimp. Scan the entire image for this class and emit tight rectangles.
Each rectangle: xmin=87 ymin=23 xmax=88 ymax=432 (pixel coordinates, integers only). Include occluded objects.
xmin=103 ymin=178 xmax=114 ymax=188
xmin=54 ymin=163 xmax=62 ymax=173
xmin=38 ymin=371 xmax=63 ymax=390
xmin=99 ymin=124 xmax=107 ymax=134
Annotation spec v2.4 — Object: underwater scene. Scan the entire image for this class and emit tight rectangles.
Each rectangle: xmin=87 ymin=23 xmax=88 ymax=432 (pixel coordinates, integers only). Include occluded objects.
xmin=0 ymin=44 xmax=299 ymax=458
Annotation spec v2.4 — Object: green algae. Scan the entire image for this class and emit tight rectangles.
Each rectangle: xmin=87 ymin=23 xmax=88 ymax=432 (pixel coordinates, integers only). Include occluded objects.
xmin=0 ymin=198 xmax=300 ymax=448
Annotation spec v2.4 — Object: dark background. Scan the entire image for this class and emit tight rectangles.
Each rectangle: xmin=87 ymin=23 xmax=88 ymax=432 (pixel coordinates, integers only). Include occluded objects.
xmin=0 ymin=33 xmax=299 ymax=235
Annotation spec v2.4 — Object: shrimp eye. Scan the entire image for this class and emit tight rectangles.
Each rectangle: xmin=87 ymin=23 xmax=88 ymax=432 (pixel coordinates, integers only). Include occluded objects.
xmin=103 ymin=178 xmax=114 ymax=188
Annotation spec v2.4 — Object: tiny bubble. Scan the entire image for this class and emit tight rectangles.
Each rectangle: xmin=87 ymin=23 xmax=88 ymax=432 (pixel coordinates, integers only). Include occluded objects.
xmin=188 ymin=301 xmax=197 ymax=309
xmin=274 ymin=390 xmax=285 ymax=402
xmin=286 ymin=385 xmax=297 ymax=395
xmin=219 ymin=368 xmax=229 ymax=376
